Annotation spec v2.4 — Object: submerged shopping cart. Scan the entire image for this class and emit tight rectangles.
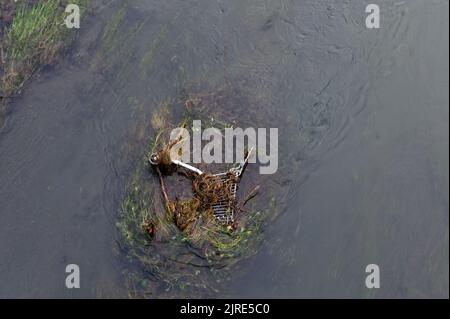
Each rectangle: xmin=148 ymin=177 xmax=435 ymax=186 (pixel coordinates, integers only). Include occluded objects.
xmin=149 ymin=148 xmax=253 ymax=224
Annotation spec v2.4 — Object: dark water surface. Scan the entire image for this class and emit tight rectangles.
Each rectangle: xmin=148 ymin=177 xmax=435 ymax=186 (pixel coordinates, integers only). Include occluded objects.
xmin=0 ymin=0 xmax=448 ymax=298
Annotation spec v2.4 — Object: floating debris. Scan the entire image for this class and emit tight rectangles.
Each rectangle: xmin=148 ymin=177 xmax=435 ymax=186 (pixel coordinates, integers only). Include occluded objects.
xmin=116 ymin=90 xmax=282 ymax=298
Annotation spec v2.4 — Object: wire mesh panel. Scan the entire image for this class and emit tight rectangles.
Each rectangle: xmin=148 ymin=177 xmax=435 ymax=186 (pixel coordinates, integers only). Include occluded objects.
xmin=211 ymin=172 xmax=238 ymax=224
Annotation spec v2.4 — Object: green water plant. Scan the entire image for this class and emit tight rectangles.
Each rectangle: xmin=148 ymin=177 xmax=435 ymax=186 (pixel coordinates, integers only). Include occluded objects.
xmin=0 ymin=0 xmax=89 ymax=102
xmin=117 ymin=93 xmax=280 ymax=298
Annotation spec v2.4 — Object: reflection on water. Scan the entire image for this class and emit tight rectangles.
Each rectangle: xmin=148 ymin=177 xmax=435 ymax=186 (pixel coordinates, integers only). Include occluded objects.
xmin=0 ymin=0 xmax=448 ymax=298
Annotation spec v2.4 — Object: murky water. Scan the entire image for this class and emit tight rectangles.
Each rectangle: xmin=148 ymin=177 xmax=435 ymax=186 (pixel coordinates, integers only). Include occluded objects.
xmin=0 ymin=0 xmax=448 ymax=298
